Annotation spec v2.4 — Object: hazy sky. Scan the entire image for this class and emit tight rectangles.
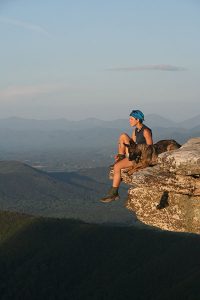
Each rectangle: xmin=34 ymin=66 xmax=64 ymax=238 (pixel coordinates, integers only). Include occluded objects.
xmin=0 ymin=0 xmax=199 ymax=121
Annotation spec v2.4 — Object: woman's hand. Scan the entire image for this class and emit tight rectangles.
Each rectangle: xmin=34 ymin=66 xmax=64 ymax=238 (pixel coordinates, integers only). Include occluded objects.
xmin=114 ymin=155 xmax=119 ymax=162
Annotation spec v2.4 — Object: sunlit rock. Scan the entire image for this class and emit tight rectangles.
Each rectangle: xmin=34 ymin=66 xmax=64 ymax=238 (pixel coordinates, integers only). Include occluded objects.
xmin=110 ymin=138 xmax=200 ymax=234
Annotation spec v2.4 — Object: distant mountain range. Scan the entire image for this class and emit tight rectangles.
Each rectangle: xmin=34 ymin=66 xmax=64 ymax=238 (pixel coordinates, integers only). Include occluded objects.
xmin=0 ymin=115 xmax=199 ymax=153
xmin=0 ymin=115 xmax=199 ymax=170
xmin=0 ymin=114 xmax=200 ymax=130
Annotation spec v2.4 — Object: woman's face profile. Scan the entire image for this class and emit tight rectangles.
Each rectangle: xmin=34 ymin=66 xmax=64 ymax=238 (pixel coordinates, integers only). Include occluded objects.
xmin=129 ymin=116 xmax=138 ymax=127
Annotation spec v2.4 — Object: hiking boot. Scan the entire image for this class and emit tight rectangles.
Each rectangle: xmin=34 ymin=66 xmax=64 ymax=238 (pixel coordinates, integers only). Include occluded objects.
xmin=100 ymin=187 xmax=119 ymax=203
xmin=110 ymin=154 xmax=126 ymax=167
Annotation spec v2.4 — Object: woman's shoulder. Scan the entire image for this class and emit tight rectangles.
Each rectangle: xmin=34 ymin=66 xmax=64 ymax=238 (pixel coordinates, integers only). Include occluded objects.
xmin=143 ymin=124 xmax=152 ymax=132
xmin=143 ymin=124 xmax=153 ymax=144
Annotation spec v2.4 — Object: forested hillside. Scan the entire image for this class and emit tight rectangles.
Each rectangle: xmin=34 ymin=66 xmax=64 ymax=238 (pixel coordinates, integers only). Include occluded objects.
xmin=0 ymin=161 xmax=133 ymax=225
xmin=0 ymin=211 xmax=200 ymax=300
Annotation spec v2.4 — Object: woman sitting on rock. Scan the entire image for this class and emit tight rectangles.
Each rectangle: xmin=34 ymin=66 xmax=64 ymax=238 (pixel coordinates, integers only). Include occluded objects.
xmin=100 ymin=109 xmax=153 ymax=203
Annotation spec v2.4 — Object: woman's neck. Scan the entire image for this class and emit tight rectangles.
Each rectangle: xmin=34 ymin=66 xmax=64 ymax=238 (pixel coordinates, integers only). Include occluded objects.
xmin=136 ymin=123 xmax=143 ymax=130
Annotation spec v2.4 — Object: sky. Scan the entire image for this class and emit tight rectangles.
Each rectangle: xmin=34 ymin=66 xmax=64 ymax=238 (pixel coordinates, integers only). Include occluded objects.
xmin=0 ymin=0 xmax=199 ymax=121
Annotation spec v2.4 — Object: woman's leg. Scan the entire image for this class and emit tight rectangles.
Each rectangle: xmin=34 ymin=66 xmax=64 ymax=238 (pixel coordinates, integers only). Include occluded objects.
xmin=118 ymin=133 xmax=131 ymax=156
xmin=113 ymin=158 xmax=133 ymax=187
xmin=100 ymin=158 xmax=133 ymax=203
xmin=112 ymin=133 xmax=131 ymax=165
xmin=100 ymin=134 xmax=132 ymax=203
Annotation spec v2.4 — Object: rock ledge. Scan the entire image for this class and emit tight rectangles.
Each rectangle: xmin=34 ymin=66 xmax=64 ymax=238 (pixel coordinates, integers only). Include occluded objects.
xmin=113 ymin=138 xmax=200 ymax=234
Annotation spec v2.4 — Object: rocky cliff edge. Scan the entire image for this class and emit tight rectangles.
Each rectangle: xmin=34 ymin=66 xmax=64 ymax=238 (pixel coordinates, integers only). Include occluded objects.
xmin=111 ymin=138 xmax=200 ymax=234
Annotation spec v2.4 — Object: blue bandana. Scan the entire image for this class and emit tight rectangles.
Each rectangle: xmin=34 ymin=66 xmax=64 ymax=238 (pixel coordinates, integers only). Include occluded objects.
xmin=130 ymin=110 xmax=144 ymax=122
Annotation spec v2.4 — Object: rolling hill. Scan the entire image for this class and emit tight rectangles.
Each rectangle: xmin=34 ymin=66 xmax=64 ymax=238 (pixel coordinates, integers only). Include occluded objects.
xmin=0 ymin=161 xmax=134 ymax=225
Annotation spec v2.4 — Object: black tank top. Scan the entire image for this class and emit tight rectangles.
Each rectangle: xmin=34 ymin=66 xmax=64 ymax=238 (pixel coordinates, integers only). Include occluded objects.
xmin=135 ymin=124 xmax=152 ymax=144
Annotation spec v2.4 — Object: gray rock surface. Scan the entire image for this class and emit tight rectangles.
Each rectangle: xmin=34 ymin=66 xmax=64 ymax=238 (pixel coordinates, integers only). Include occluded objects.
xmin=158 ymin=138 xmax=200 ymax=175
xmin=110 ymin=138 xmax=200 ymax=233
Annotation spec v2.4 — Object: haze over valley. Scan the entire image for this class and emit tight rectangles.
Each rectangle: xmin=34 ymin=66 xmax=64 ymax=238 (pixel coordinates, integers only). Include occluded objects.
xmin=1 ymin=114 xmax=200 ymax=171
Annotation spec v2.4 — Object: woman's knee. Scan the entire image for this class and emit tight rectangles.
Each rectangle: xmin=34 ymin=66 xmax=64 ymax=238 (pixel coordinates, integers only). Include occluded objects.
xmin=118 ymin=133 xmax=131 ymax=143
xmin=114 ymin=158 xmax=133 ymax=172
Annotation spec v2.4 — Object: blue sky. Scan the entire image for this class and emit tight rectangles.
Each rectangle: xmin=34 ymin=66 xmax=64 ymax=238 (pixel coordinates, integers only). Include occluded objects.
xmin=0 ymin=0 xmax=199 ymax=120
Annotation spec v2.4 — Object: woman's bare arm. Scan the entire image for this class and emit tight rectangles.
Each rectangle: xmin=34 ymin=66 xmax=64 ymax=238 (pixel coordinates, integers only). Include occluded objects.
xmin=143 ymin=128 xmax=153 ymax=145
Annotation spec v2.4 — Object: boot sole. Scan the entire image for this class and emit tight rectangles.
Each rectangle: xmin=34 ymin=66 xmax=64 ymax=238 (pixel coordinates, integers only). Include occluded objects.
xmin=100 ymin=196 xmax=120 ymax=203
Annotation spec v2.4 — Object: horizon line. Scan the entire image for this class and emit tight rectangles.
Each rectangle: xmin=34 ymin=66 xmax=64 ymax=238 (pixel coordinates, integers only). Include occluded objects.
xmin=0 ymin=113 xmax=199 ymax=123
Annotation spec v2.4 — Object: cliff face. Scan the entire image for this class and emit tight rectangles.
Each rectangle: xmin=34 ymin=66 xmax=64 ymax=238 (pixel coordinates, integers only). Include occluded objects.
xmin=113 ymin=138 xmax=200 ymax=234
